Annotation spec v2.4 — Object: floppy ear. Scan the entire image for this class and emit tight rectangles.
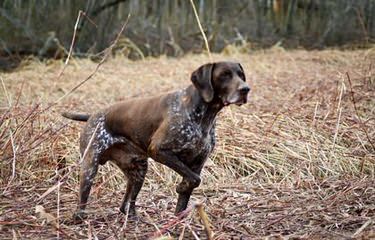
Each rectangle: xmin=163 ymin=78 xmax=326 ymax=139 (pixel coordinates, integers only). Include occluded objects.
xmin=238 ymin=63 xmax=246 ymax=81
xmin=191 ymin=63 xmax=215 ymax=102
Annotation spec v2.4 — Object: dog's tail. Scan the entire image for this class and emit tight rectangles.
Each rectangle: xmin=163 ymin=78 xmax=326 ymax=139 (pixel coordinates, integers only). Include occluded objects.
xmin=62 ymin=112 xmax=90 ymax=122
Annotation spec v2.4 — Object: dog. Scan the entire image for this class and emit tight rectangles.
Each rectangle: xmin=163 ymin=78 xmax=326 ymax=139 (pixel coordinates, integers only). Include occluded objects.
xmin=62 ymin=61 xmax=250 ymax=221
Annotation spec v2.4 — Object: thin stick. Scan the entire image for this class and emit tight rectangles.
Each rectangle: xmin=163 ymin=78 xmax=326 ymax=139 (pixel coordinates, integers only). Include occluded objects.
xmin=352 ymin=219 xmax=372 ymax=237
xmin=346 ymin=72 xmax=375 ymax=171
xmin=123 ymin=202 xmax=130 ymax=231
xmin=57 ymin=10 xmax=82 ymax=79
xmin=151 ymin=203 xmax=196 ymax=238
xmin=56 ymin=167 xmax=60 ymax=240
xmin=189 ymin=0 xmax=212 ymax=62
xmin=332 ymin=81 xmax=344 ymax=150
xmin=1 ymin=77 xmax=12 ymax=107
xmin=9 ymin=129 xmax=16 ymax=180
xmin=354 ymin=8 xmax=369 ymax=45
xmin=196 ymin=203 xmax=213 ymax=240
xmin=79 ymin=123 xmax=100 ymax=164
xmin=4 ymin=129 xmax=17 ymax=193
xmin=64 ymin=10 xmax=83 ymax=66
xmin=57 ymin=10 xmax=98 ymax=79
xmin=81 ymin=11 xmax=98 ymax=28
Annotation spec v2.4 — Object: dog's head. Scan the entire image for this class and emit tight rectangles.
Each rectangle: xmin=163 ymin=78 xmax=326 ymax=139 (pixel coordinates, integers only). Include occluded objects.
xmin=191 ymin=61 xmax=250 ymax=106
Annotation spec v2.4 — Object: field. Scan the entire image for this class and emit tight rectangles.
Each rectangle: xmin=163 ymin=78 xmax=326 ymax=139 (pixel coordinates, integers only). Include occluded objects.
xmin=1 ymin=48 xmax=375 ymax=239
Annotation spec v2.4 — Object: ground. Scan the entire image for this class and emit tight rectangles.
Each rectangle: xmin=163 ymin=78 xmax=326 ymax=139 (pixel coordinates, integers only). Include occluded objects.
xmin=1 ymin=48 xmax=375 ymax=239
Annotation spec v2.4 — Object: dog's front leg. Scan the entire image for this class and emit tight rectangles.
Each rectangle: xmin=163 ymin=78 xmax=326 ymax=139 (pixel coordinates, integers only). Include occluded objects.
xmin=175 ymin=177 xmax=198 ymax=214
xmin=148 ymin=148 xmax=201 ymax=192
xmin=175 ymin=154 xmax=208 ymax=214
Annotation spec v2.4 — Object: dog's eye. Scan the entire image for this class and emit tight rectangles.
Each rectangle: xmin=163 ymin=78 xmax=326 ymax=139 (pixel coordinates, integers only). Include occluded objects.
xmin=237 ymin=71 xmax=246 ymax=81
xmin=221 ymin=71 xmax=232 ymax=79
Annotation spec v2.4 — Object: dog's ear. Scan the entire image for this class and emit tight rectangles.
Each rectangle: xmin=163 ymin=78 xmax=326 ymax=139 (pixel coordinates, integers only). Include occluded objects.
xmin=191 ymin=63 xmax=215 ymax=102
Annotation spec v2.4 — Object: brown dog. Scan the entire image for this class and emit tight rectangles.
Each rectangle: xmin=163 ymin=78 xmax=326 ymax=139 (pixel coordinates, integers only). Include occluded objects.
xmin=62 ymin=62 xmax=250 ymax=221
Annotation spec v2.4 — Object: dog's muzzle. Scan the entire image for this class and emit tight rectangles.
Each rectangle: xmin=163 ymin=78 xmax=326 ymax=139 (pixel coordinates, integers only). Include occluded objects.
xmin=223 ymin=86 xmax=250 ymax=106
xmin=235 ymin=86 xmax=250 ymax=106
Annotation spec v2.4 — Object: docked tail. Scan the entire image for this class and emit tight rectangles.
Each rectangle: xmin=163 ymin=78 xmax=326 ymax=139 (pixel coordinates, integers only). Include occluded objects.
xmin=62 ymin=112 xmax=90 ymax=122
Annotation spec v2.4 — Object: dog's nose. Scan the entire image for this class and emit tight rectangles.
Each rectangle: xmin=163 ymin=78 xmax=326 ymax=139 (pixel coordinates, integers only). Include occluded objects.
xmin=239 ymin=86 xmax=250 ymax=94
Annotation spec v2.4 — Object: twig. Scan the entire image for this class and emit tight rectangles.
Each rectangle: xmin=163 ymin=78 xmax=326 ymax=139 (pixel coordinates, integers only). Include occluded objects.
xmin=189 ymin=0 xmax=212 ymax=62
xmin=9 ymin=129 xmax=16 ymax=180
xmin=58 ymin=10 xmax=97 ymax=79
xmin=332 ymin=81 xmax=344 ymax=150
xmin=96 ymin=206 xmax=120 ymax=240
xmin=58 ymin=10 xmax=83 ymax=79
xmin=3 ymin=129 xmax=17 ymax=194
xmin=80 ymin=11 xmax=98 ymax=28
xmin=352 ymin=218 xmax=372 ymax=237
xmin=151 ymin=201 xmax=213 ymax=239
xmin=1 ymin=77 xmax=12 ymax=106
xmin=346 ymin=72 xmax=375 ymax=170
xmin=187 ymin=224 xmax=200 ymax=240
xmin=2 ymin=104 xmax=40 ymax=160
xmin=123 ymin=202 xmax=130 ymax=231
xmin=79 ymin=123 xmax=100 ymax=164
xmin=151 ymin=203 xmax=196 ymax=238
xmin=196 ymin=203 xmax=213 ymax=240
xmin=56 ymin=167 xmax=60 ymax=240
xmin=354 ymin=7 xmax=369 ymax=45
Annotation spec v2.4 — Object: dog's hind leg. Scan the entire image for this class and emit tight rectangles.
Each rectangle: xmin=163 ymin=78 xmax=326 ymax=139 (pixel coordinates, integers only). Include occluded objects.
xmin=119 ymin=159 xmax=148 ymax=218
xmin=109 ymin=146 xmax=148 ymax=218
xmin=73 ymin=148 xmax=100 ymax=222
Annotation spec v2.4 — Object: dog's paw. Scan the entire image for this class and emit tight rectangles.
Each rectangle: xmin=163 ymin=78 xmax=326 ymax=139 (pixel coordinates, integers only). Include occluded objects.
xmin=119 ymin=206 xmax=139 ymax=221
xmin=128 ymin=213 xmax=140 ymax=222
xmin=176 ymin=176 xmax=201 ymax=193
xmin=120 ymin=205 xmax=137 ymax=216
xmin=191 ymin=174 xmax=201 ymax=188
xmin=72 ymin=211 xmax=86 ymax=223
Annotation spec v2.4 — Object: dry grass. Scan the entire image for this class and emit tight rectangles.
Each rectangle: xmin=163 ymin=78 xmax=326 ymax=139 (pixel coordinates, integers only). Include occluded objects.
xmin=1 ymin=48 xmax=375 ymax=239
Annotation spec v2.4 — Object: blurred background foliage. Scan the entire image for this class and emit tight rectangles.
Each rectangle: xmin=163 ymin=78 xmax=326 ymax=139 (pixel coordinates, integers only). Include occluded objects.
xmin=0 ymin=0 xmax=374 ymax=69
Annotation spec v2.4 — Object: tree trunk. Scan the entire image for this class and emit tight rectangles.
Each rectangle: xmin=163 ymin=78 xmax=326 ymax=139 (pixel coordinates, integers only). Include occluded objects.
xmin=285 ymin=0 xmax=297 ymax=36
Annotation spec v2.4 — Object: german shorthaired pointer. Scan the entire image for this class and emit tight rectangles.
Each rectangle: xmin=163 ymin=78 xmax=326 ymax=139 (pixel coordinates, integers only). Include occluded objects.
xmin=62 ymin=62 xmax=250 ymax=221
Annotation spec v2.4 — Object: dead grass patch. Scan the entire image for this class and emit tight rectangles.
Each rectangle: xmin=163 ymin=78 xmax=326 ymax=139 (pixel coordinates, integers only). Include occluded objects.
xmin=1 ymin=48 xmax=375 ymax=238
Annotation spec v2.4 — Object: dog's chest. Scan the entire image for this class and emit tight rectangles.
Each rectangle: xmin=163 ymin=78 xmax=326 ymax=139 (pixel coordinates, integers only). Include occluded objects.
xmin=174 ymin=121 xmax=203 ymax=145
xmin=165 ymin=92 xmax=215 ymax=158
xmin=167 ymin=119 xmax=214 ymax=158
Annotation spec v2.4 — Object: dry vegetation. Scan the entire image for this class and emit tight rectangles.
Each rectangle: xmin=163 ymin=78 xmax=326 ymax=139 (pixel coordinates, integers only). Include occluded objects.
xmin=1 ymin=48 xmax=375 ymax=239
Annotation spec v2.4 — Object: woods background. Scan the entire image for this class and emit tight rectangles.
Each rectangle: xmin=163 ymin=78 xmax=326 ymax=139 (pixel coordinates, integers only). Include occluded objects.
xmin=1 ymin=0 xmax=375 ymax=68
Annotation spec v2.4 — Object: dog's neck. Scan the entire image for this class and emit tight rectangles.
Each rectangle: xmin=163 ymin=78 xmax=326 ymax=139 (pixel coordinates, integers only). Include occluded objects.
xmin=184 ymin=85 xmax=223 ymax=129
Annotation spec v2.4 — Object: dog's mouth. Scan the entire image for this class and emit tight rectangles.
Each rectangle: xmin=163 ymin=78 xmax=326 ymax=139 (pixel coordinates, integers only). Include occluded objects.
xmin=223 ymin=93 xmax=248 ymax=106
xmin=234 ymin=98 xmax=247 ymax=106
